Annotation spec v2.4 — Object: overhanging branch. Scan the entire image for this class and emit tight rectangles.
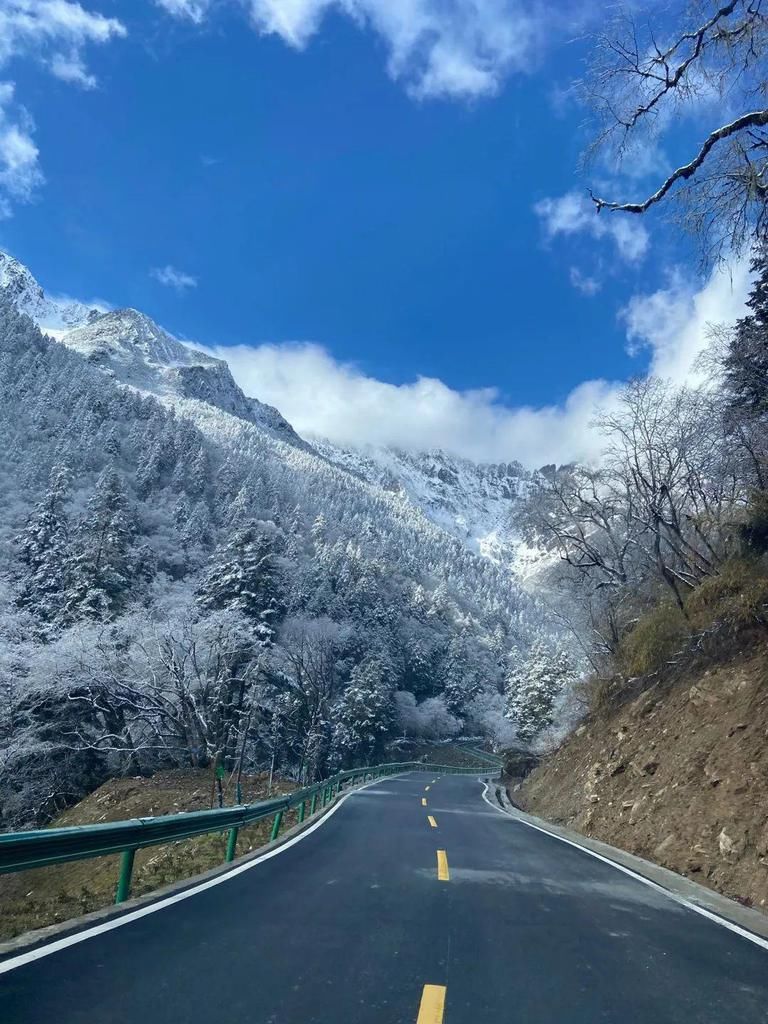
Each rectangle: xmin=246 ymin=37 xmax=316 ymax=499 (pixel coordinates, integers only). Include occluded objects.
xmin=590 ymin=108 xmax=768 ymax=214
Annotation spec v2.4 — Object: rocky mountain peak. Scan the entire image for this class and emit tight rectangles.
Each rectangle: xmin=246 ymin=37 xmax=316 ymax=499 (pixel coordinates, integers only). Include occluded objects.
xmin=0 ymin=251 xmax=98 ymax=330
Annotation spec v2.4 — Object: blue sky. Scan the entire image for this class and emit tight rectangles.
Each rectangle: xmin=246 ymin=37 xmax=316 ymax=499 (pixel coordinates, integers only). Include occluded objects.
xmin=0 ymin=1 xmax=752 ymax=463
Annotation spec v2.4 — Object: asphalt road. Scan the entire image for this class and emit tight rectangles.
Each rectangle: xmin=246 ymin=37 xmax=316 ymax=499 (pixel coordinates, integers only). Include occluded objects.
xmin=2 ymin=772 xmax=768 ymax=1023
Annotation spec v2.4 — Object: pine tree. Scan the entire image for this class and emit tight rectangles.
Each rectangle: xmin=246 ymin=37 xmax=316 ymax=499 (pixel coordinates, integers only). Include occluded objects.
xmin=723 ymin=245 xmax=768 ymax=412
xmin=330 ymin=658 xmax=394 ymax=766
xmin=63 ymin=469 xmax=135 ymax=621
xmin=197 ymin=522 xmax=283 ymax=640
xmin=15 ymin=464 xmax=72 ymax=622
xmin=442 ymin=626 xmax=483 ymax=715
xmin=504 ymin=642 xmax=575 ymax=743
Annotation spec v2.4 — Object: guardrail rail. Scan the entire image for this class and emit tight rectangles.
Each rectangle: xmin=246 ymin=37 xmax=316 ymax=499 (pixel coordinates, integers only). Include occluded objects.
xmin=0 ymin=760 xmax=498 ymax=905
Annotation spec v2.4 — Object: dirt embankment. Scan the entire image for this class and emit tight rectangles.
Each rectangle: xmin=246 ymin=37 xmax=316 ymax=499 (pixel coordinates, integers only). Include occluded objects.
xmin=0 ymin=769 xmax=297 ymax=942
xmin=516 ymin=652 xmax=768 ymax=913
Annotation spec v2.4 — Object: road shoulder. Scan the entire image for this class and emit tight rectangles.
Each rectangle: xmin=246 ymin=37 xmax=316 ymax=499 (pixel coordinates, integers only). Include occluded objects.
xmin=485 ymin=782 xmax=768 ymax=944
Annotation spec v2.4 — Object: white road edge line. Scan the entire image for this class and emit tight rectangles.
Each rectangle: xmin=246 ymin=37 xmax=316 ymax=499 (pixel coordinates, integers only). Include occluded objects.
xmin=480 ymin=782 xmax=768 ymax=953
xmin=0 ymin=776 xmax=392 ymax=975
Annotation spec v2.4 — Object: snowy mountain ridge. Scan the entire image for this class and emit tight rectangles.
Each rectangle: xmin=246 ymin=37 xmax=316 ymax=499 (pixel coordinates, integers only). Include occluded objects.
xmin=0 ymin=252 xmax=100 ymax=331
xmin=311 ymin=440 xmax=540 ymax=571
xmin=1 ymin=250 xmax=548 ymax=577
xmin=0 ymin=253 xmax=306 ymax=451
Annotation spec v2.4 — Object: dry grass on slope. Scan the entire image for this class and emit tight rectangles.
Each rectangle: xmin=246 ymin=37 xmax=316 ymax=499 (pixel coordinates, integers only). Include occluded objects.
xmin=0 ymin=769 xmax=297 ymax=942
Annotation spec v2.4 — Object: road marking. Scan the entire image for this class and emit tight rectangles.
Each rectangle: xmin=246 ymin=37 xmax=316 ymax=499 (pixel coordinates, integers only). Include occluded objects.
xmin=421 ymin=797 xmax=427 ymax=806
xmin=479 ymin=782 xmax=768 ymax=953
xmin=431 ymin=779 xmax=437 ymax=784
xmin=416 ymin=984 xmax=446 ymax=1023
xmin=436 ymin=849 xmax=450 ymax=881
xmin=0 ymin=774 xmax=399 ymax=976
xmin=424 ymin=785 xmax=430 ymax=791
xmin=427 ymin=815 xmax=437 ymax=828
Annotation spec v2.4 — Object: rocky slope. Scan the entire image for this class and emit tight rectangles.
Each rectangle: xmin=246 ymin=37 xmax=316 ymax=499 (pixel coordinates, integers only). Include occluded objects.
xmin=515 ymin=651 xmax=768 ymax=913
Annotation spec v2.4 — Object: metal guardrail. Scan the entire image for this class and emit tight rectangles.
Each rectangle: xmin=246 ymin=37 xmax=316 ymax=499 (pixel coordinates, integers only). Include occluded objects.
xmin=461 ymin=746 xmax=504 ymax=767
xmin=0 ymin=760 xmax=497 ymax=904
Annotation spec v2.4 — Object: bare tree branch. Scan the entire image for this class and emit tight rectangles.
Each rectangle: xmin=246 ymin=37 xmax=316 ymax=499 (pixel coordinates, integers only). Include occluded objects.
xmin=590 ymin=108 xmax=768 ymax=213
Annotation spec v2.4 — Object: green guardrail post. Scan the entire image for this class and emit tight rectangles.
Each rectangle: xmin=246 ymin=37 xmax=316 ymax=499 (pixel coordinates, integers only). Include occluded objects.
xmin=225 ymin=827 xmax=239 ymax=863
xmin=270 ymin=810 xmax=283 ymax=842
xmin=298 ymin=800 xmax=305 ymax=824
xmin=115 ymin=848 xmax=136 ymax=904
xmin=310 ymin=790 xmax=318 ymax=815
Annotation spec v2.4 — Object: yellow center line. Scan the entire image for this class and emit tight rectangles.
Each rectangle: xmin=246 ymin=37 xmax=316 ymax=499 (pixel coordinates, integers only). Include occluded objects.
xmin=416 ymin=984 xmax=446 ymax=1024
xmin=436 ymin=849 xmax=450 ymax=881
xmin=427 ymin=815 xmax=437 ymax=828
xmin=421 ymin=797 xmax=427 ymax=807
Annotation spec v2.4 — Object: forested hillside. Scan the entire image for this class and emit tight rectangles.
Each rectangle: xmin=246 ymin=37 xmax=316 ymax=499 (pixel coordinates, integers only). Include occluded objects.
xmin=0 ymin=286 xmax=568 ymax=829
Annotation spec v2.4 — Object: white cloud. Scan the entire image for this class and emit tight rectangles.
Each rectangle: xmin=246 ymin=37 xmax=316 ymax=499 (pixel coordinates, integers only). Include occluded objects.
xmin=49 ymin=51 xmax=95 ymax=88
xmin=622 ymin=259 xmax=752 ymax=385
xmin=151 ymin=265 xmax=198 ymax=292
xmin=569 ymin=266 xmax=601 ymax=296
xmin=193 ymin=258 xmax=751 ymax=468
xmin=534 ymin=190 xmax=649 ymax=264
xmin=0 ymin=82 xmax=42 ymax=217
xmin=199 ymin=338 xmax=615 ymax=465
xmin=0 ymin=2 xmax=125 ymax=214
xmin=155 ymin=0 xmax=212 ymax=24
xmin=154 ymin=0 xmax=586 ymax=101
xmin=0 ymin=1 xmax=126 ymax=88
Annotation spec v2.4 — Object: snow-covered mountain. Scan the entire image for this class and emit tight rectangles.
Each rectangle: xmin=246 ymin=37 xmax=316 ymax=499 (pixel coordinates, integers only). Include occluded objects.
xmin=64 ymin=308 xmax=309 ymax=448
xmin=1 ymin=250 xmax=547 ymax=576
xmin=312 ymin=441 xmax=535 ymax=568
xmin=0 ymin=252 xmax=98 ymax=330
xmin=0 ymin=254 xmax=306 ymax=451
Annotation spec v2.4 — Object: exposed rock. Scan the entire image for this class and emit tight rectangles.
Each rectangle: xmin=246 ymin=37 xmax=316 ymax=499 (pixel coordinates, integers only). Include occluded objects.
xmin=718 ymin=829 xmax=738 ymax=859
xmin=628 ymin=796 xmax=647 ymax=826
xmin=516 ymin=650 xmax=768 ymax=914
xmin=688 ymin=683 xmax=721 ymax=707
xmin=654 ymin=834 xmax=676 ymax=858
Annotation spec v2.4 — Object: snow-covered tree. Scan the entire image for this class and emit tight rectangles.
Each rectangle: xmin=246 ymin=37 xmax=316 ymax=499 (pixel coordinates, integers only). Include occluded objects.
xmin=197 ymin=520 xmax=283 ymax=640
xmin=504 ymin=642 xmax=576 ymax=743
xmin=63 ymin=469 xmax=137 ymax=622
xmin=330 ymin=657 xmax=394 ymax=765
xmin=14 ymin=464 xmax=72 ymax=623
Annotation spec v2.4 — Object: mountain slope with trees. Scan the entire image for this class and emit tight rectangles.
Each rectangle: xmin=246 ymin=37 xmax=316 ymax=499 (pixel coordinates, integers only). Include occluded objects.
xmin=0 ymin=270 xmax=573 ymax=830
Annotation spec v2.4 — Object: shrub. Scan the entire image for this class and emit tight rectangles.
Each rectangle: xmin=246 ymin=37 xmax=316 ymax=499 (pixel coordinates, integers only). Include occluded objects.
xmin=615 ymin=602 xmax=690 ymax=678
xmin=575 ymin=674 xmax=619 ymax=714
xmin=739 ymin=491 xmax=768 ymax=555
xmin=686 ymin=558 xmax=768 ymax=634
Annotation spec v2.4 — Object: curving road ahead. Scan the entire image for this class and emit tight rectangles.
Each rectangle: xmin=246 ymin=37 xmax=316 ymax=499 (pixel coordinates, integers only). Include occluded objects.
xmin=2 ymin=772 xmax=768 ymax=1023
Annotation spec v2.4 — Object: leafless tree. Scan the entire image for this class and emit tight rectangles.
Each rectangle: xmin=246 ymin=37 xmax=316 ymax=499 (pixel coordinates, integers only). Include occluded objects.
xmin=268 ymin=616 xmax=350 ymax=782
xmin=584 ymin=1 xmax=768 ymax=260
xmin=65 ymin=611 xmax=267 ymax=772
xmin=599 ymin=378 xmax=744 ymax=603
xmin=524 ymin=379 xmax=746 ymax=661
